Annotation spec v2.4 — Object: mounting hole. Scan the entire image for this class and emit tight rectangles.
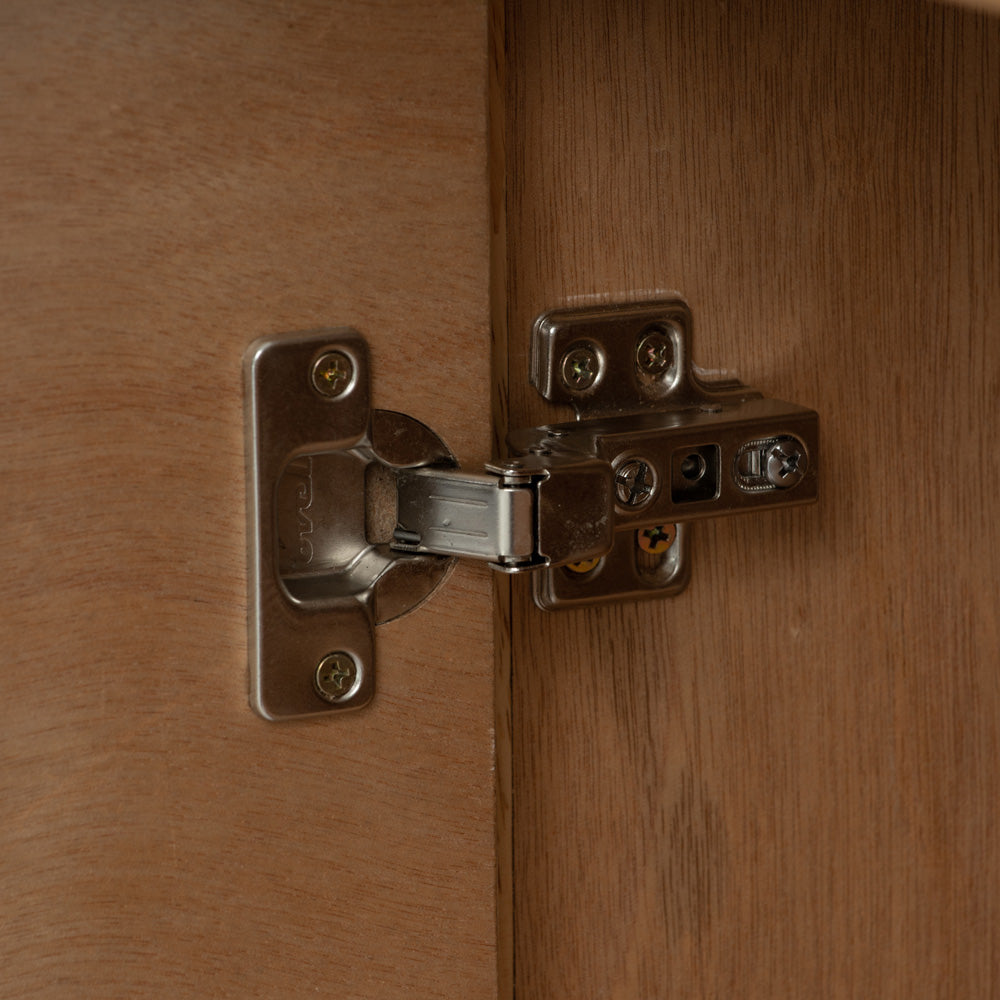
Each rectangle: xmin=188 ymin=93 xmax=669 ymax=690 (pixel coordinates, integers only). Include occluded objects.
xmin=680 ymin=453 xmax=707 ymax=483
xmin=671 ymin=445 xmax=720 ymax=504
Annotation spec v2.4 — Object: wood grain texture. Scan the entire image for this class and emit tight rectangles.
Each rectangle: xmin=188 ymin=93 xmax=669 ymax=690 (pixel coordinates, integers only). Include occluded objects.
xmin=941 ymin=0 xmax=1000 ymax=13
xmin=0 ymin=2 xmax=496 ymax=998
xmin=502 ymin=2 xmax=1000 ymax=997
xmin=489 ymin=1 xmax=515 ymax=997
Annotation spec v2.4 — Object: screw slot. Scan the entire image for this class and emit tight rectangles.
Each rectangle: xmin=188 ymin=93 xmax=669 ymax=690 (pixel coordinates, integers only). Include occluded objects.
xmin=564 ymin=556 xmax=602 ymax=576
xmin=765 ymin=437 xmax=807 ymax=488
xmin=635 ymin=328 xmax=674 ymax=376
xmin=314 ymin=651 xmax=362 ymax=703
xmin=614 ymin=457 xmax=658 ymax=508
xmin=637 ymin=524 xmax=676 ymax=555
xmin=311 ymin=351 xmax=355 ymax=399
xmin=560 ymin=344 xmax=600 ymax=391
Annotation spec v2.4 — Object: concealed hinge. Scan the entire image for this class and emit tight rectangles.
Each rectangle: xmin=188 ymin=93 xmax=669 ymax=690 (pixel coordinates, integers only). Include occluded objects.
xmin=244 ymin=299 xmax=818 ymax=719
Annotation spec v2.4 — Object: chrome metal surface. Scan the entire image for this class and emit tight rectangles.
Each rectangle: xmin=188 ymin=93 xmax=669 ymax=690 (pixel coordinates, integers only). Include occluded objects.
xmin=733 ymin=433 xmax=810 ymax=493
xmin=765 ymin=436 xmax=808 ymax=489
xmin=522 ymin=299 xmax=819 ymax=609
xmin=244 ymin=300 xmax=819 ymax=716
xmin=507 ymin=400 xmax=817 ymax=527
xmin=391 ymin=454 xmax=615 ymax=573
xmin=530 ymin=456 xmax=614 ymax=568
xmin=393 ymin=468 xmax=535 ymax=566
xmin=532 ymin=300 xmax=750 ymax=419
xmin=244 ymin=329 xmax=456 ymax=720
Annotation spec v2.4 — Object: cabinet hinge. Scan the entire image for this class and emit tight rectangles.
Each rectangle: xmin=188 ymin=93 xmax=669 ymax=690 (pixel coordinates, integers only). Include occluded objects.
xmin=244 ymin=299 xmax=818 ymax=718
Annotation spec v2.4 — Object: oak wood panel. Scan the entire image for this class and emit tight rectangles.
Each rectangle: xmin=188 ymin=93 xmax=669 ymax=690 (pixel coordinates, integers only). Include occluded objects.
xmin=0 ymin=3 xmax=497 ymax=997
xmin=502 ymin=2 xmax=1000 ymax=997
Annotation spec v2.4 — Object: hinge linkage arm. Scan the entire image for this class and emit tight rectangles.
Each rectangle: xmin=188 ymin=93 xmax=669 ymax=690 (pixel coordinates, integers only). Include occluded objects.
xmin=391 ymin=455 xmax=615 ymax=573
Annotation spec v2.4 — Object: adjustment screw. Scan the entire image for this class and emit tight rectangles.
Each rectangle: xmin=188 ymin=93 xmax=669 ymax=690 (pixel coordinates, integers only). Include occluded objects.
xmin=565 ymin=556 xmax=601 ymax=575
xmin=311 ymin=351 xmax=355 ymax=398
xmin=636 ymin=330 xmax=674 ymax=375
xmin=637 ymin=524 xmax=676 ymax=554
xmin=765 ymin=437 xmax=807 ymax=489
xmin=615 ymin=458 xmax=657 ymax=507
xmin=314 ymin=652 xmax=361 ymax=703
xmin=560 ymin=345 xmax=600 ymax=391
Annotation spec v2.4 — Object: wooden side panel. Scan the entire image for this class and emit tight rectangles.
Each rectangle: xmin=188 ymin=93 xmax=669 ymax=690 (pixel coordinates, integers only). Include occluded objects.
xmin=503 ymin=2 xmax=1000 ymax=997
xmin=0 ymin=3 xmax=497 ymax=997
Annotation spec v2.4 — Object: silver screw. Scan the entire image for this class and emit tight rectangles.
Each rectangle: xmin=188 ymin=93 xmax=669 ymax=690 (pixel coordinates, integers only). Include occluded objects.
xmin=636 ymin=330 xmax=673 ymax=375
xmin=765 ymin=437 xmax=807 ymax=489
xmin=314 ymin=651 xmax=361 ymax=702
xmin=311 ymin=351 xmax=354 ymax=398
xmin=615 ymin=458 xmax=657 ymax=507
xmin=560 ymin=345 xmax=600 ymax=391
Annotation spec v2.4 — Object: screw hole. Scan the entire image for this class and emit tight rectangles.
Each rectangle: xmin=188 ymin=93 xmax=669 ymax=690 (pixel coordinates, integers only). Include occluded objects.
xmin=680 ymin=453 xmax=706 ymax=482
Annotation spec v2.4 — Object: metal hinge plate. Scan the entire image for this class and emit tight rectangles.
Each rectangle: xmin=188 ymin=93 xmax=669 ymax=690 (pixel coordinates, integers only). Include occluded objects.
xmin=518 ymin=300 xmax=817 ymax=608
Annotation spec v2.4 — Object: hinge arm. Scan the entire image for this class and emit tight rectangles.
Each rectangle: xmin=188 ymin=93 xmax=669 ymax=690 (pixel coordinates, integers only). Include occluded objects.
xmin=391 ymin=455 xmax=615 ymax=572
xmin=392 ymin=468 xmax=537 ymax=568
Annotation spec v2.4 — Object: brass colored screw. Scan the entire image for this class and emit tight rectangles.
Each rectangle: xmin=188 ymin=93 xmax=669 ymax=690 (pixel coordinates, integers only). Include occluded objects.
xmin=637 ymin=524 xmax=676 ymax=555
xmin=314 ymin=652 xmax=361 ymax=702
xmin=311 ymin=351 xmax=355 ymax=398
xmin=636 ymin=330 xmax=673 ymax=375
xmin=560 ymin=346 xmax=600 ymax=391
xmin=565 ymin=556 xmax=601 ymax=575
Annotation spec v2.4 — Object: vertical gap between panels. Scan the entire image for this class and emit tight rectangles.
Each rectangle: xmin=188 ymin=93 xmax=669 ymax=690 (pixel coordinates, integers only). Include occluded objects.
xmin=488 ymin=0 xmax=514 ymax=997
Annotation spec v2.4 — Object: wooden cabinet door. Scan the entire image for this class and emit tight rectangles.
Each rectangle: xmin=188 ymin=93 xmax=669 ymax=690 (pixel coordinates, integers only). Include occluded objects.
xmin=1 ymin=3 xmax=498 ymax=998
xmin=499 ymin=1 xmax=1000 ymax=997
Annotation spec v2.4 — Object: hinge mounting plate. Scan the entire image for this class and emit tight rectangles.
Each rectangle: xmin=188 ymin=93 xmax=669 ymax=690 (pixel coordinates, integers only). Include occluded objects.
xmin=518 ymin=300 xmax=817 ymax=608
